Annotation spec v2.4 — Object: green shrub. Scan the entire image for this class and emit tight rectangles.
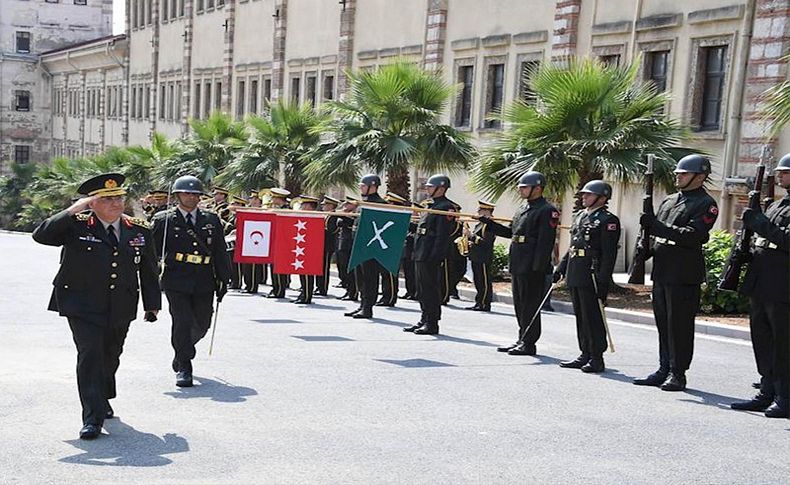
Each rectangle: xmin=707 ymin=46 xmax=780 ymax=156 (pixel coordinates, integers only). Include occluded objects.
xmin=700 ymin=230 xmax=750 ymax=315
xmin=491 ymin=243 xmax=509 ymax=280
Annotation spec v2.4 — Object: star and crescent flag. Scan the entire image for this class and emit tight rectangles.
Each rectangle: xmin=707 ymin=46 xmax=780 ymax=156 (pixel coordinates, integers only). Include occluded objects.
xmin=348 ymin=206 xmax=412 ymax=274
xmin=234 ymin=211 xmax=276 ymax=264
xmin=272 ymin=213 xmax=325 ymax=275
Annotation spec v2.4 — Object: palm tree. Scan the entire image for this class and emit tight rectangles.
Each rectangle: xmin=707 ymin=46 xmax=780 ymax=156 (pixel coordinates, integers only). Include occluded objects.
xmin=304 ymin=60 xmax=477 ymax=197
xmin=0 ymin=161 xmax=36 ymax=230
xmin=762 ymin=73 xmax=790 ymax=135
xmin=157 ymin=111 xmax=248 ymax=186
xmin=469 ymin=58 xmax=693 ymax=202
xmin=216 ymin=101 xmax=323 ymax=195
xmin=127 ymin=132 xmax=183 ymax=191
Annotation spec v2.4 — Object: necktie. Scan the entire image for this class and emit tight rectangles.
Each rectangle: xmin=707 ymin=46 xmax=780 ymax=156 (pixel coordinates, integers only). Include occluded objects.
xmin=107 ymin=224 xmax=119 ymax=247
xmin=186 ymin=212 xmax=195 ymax=229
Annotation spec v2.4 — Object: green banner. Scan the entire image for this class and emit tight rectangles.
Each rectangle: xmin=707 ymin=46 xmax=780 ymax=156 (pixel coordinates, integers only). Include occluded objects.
xmin=348 ymin=206 xmax=412 ymax=274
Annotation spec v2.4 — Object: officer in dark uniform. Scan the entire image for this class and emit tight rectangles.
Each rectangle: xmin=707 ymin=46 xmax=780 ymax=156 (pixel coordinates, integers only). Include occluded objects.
xmin=316 ymin=196 xmax=340 ymax=296
xmin=335 ymin=197 xmax=359 ymax=301
xmin=344 ymin=174 xmax=387 ymax=319
xmin=144 ymin=189 xmax=170 ymax=222
xmin=404 ymin=174 xmax=457 ymax=335
xmin=241 ymin=190 xmax=265 ymax=293
xmin=481 ymin=171 xmax=559 ymax=355
xmin=266 ymin=188 xmax=292 ymax=299
xmin=33 ymin=173 xmax=162 ymax=440
xmin=465 ymin=200 xmax=496 ymax=312
xmin=731 ymin=154 xmax=790 ymax=418
xmin=633 ymin=154 xmax=718 ymax=391
xmin=227 ymin=195 xmax=247 ymax=290
xmin=554 ymin=180 xmax=620 ymax=373
xmin=377 ymin=192 xmax=409 ymax=307
xmin=292 ymin=195 xmax=321 ymax=304
xmin=152 ymin=176 xmax=232 ymax=388
xmin=442 ymin=201 xmax=467 ymax=304
xmin=400 ymin=205 xmax=419 ymax=300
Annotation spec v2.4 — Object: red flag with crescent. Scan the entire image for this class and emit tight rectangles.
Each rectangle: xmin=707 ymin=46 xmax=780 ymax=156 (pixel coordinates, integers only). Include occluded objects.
xmin=272 ymin=213 xmax=325 ymax=275
xmin=234 ymin=210 xmax=276 ymax=263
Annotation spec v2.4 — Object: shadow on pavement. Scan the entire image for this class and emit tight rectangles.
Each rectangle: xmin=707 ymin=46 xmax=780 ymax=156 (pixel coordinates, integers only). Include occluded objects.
xmin=680 ymin=388 xmax=744 ymax=410
xmin=59 ymin=419 xmax=188 ymax=467
xmin=163 ymin=376 xmax=257 ymax=403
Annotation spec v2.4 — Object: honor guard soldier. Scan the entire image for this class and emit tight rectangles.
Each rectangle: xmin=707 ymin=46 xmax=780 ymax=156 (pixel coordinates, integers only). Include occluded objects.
xmin=152 ymin=176 xmax=232 ymax=388
xmin=633 ymin=154 xmax=718 ymax=391
xmin=481 ymin=171 xmax=559 ymax=355
xmin=442 ymin=201 xmax=467 ymax=304
xmin=33 ymin=173 xmax=162 ymax=440
xmin=377 ymin=192 xmax=409 ymax=307
xmin=554 ymin=181 xmax=620 ymax=373
xmin=241 ymin=191 xmax=265 ymax=293
xmin=465 ymin=200 xmax=497 ymax=312
xmin=731 ymin=154 xmax=790 ymax=418
xmin=345 ymin=174 xmax=387 ymax=319
xmin=400 ymin=202 xmax=419 ymax=300
xmin=316 ymin=196 xmax=341 ymax=296
xmin=404 ymin=174 xmax=457 ymax=335
xmin=292 ymin=195 xmax=321 ymax=304
xmin=266 ymin=188 xmax=292 ymax=299
xmin=335 ymin=197 xmax=359 ymax=301
xmin=144 ymin=190 xmax=169 ymax=222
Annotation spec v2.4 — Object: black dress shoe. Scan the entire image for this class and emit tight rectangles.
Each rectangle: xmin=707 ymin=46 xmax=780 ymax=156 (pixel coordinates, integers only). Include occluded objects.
xmin=764 ymin=399 xmax=789 ymax=418
xmin=403 ymin=323 xmax=423 ymax=332
xmin=344 ymin=308 xmax=361 ymax=317
xmin=375 ymin=301 xmax=394 ymax=307
xmin=660 ymin=372 xmax=686 ymax=392
xmin=105 ymin=403 xmax=114 ymax=420
xmin=633 ymin=369 xmax=669 ymax=387
xmin=414 ymin=324 xmax=439 ymax=335
xmin=474 ymin=306 xmax=491 ymax=312
xmin=508 ymin=343 xmax=537 ymax=356
xmin=340 ymin=295 xmax=358 ymax=301
xmin=292 ymin=298 xmax=308 ymax=304
xmin=559 ymin=354 xmax=590 ymax=369
xmin=176 ymin=371 xmax=193 ymax=388
xmin=581 ymin=358 xmax=605 ymax=374
xmin=352 ymin=312 xmax=373 ymax=319
xmin=497 ymin=343 xmax=519 ymax=353
xmin=79 ymin=424 xmax=101 ymax=440
xmin=731 ymin=393 xmax=774 ymax=411
xmin=266 ymin=293 xmax=280 ymax=299
xmin=465 ymin=305 xmax=481 ymax=310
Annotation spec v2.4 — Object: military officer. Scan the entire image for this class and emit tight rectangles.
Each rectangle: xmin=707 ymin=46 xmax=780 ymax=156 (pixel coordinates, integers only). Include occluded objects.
xmin=316 ymin=196 xmax=341 ymax=296
xmin=344 ymin=174 xmax=387 ymax=319
xmin=633 ymin=154 xmax=718 ymax=391
xmin=33 ymin=173 xmax=161 ymax=440
xmin=730 ymin=154 xmax=790 ymax=418
xmin=143 ymin=189 xmax=170 ymax=222
xmin=404 ymin=174 xmax=457 ymax=335
xmin=465 ymin=200 xmax=496 ymax=312
xmin=335 ymin=197 xmax=359 ymax=301
xmin=554 ymin=181 xmax=620 ymax=373
xmin=266 ymin=188 xmax=292 ymax=299
xmin=292 ymin=195 xmax=321 ymax=304
xmin=442 ymin=201 xmax=467 ymax=304
xmin=152 ymin=176 xmax=232 ymax=388
xmin=480 ymin=171 xmax=559 ymax=356
xmin=400 ymin=205 xmax=419 ymax=300
xmin=377 ymin=192 xmax=409 ymax=307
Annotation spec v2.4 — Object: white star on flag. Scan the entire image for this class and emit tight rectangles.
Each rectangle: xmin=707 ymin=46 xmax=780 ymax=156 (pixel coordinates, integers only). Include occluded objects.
xmin=292 ymin=246 xmax=305 ymax=257
xmin=294 ymin=233 xmax=306 ymax=244
xmin=294 ymin=220 xmax=307 ymax=231
xmin=292 ymin=259 xmax=304 ymax=270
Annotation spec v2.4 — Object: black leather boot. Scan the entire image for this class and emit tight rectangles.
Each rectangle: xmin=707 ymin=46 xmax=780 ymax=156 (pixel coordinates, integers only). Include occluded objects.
xmin=559 ymin=354 xmax=590 ymax=369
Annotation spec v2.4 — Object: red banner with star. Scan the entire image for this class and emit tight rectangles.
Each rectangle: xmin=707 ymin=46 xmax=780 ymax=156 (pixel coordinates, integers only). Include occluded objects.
xmin=272 ymin=213 xmax=325 ymax=275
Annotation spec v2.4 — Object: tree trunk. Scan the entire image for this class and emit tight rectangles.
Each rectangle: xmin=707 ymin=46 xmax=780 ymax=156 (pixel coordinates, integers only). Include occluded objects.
xmin=284 ymin=172 xmax=302 ymax=197
xmin=385 ymin=166 xmax=411 ymax=200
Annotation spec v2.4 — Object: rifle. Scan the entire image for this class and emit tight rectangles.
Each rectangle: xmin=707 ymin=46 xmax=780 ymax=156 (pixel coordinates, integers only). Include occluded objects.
xmin=718 ymin=148 xmax=768 ymax=292
xmin=627 ymin=154 xmax=654 ymax=284
xmin=763 ymin=159 xmax=776 ymax=211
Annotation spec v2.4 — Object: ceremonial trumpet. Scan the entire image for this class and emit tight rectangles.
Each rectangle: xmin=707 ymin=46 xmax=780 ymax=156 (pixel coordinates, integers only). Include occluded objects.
xmin=454 ymin=222 xmax=470 ymax=256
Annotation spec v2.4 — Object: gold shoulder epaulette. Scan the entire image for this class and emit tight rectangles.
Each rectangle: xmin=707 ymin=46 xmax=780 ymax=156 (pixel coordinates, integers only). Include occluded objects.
xmin=125 ymin=216 xmax=151 ymax=229
xmin=75 ymin=213 xmax=90 ymax=221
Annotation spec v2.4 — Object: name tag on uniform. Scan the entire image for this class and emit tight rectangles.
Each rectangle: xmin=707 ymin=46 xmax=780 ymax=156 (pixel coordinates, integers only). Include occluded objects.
xmin=129 ymin=236 xmax=146 ymax=247
xmin=79 ymin=235 xmax=102 ymax=243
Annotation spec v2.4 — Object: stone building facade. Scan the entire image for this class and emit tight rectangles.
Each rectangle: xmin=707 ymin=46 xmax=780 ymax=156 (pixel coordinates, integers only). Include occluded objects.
xmin=16 ymin=0 xmax=790 ymax=267
xmin=0 ymin=0 xmax=113 ymax=168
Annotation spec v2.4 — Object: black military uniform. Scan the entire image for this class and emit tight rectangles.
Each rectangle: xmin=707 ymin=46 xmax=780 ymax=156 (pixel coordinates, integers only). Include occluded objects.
xmin=634 ymin=155 xmax=718 ymax=391
xmin=144 ymin=190 xmax=169 ymax=222
xmin=442 ymin=203 xmax=467 ymax=304
xmin=335 ymin=198 xmax=358 ymax=301
xmin=345 ymin=175 xmax=387 ymax=319
xmin=33 ymin=173 xmax=162 ymax=440
xmin=555 ymin=181 xmax=620 ymax=373
xmin=731 ymin=155 xmax=790 ymax=417
xmin=377 ymin=192 xmax=409 ymax=307
xmin=316 ymin=196 xmax=341 ymax=296
xmin=467 ymin=201 xmax=496 ymax=312
xmin=152 ymin=176 xmax=232 ymax=388
xmin=483 ymin=172 xmax=559 ymax=355
xmin=405 ymin=174 xmax=457 ymax=335
xmin=266 ymin=189 xmax=292 ymax=299
xmin=400 ymin=216 xmax=418 ymax=300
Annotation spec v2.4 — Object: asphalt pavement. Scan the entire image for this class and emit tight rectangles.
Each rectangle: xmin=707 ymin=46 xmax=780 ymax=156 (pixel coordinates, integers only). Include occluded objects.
xmin=0 ymin=231 xmax=788 ymax=484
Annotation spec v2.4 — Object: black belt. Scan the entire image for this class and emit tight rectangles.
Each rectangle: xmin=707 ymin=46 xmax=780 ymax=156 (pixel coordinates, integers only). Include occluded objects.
xmin=513 ymin=235 xmax=527 ymax=243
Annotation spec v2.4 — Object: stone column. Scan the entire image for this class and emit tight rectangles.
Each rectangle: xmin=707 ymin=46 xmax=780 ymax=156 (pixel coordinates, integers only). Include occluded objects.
xmin=78 ymin=72 xmax=86 ymax=157
xmin=423 ymin=0 xmax=448 ymax=72
xmin=337 ymin=0 xmax=356 ymax=97
xmin=221 ymin=0 xmax=237 ymax=113
xmin=150 ymin=0 xmax=161 ymax=138
xmin=551 ymin=0 xmax=582 ymax=62
xmin=182 ymin=0 xmax=195 ymax=135
xmin=271 ymin=0 xmax=287 ymax=102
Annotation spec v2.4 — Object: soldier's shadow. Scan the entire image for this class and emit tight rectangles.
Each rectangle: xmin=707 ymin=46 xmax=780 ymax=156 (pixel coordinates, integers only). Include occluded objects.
xmin=59 ymin=418 xmax=188 ymax=467
xmin=678 ymin=388 xmax=744 ymax=410
xmin=163 ymin=376 xmax=257 ymax=403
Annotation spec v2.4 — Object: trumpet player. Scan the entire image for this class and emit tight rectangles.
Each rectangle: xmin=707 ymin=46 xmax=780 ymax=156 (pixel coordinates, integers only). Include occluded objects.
xmin=464 ymin=201 xmax=496 ymax=312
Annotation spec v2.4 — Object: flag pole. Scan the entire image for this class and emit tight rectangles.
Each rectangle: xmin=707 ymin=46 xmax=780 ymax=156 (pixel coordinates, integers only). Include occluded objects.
xmin=357 ymin=201 xmax=513 ymax=223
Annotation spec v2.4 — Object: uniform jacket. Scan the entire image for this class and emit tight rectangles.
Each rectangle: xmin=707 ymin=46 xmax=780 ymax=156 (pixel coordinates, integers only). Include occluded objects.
xmin=33 ymin=210 xmax=161 ymax=325
xmin=324 ymin=215 xmax=339 ymax=254
xmin=741 ymin=194 xmax=790 ymax=303
xmin=336 ymin=216 xmax=355 ymax=253
xmin=650 ymin=187 xmax=718 ymax=285
xmin=557 ymin=207 xmax=621 ymax=295
xmin=448 ymin=220 xmax=467 ymax=262
xmin=468 ymin=222 xmax=495 ymax=264
xmin=152 ymin=208 xmax=232 ymax=294
xmin=352 ymin=192 xmax=387 ymax=233
xmin=487 ymin=197 xmax=559 ymax=275
xmin=413 ymin=195 xmax=457 ymax=262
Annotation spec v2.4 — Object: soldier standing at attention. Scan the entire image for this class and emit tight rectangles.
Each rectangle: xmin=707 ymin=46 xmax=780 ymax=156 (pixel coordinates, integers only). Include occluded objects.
xmin=404 ymin=174 xmax=457 ymax=335
xmin=344 ymin=174 xmax=387 ymax=320
xmin=292 ymin=195 xmax=320 ymax=305
xmin=730 ymin=154 xmax=790 ymax=418
xmin=143 ymin=189 xmax=170 ymax=222
xmin=633 ymin=154 xmax=718 ymax=391
xmin=377 ymin=192 xmax=409 ymax=307
xmin=443 ymin=201 xmax=467 ymax=304
xmin=400 ymin=205 xmax=418 ymax=300
xmin=465 ymin=200 xmax=496 ymax=312
xmin=316 ymin=196 xmax=340 ymax=296
xmin=554 ymin=181 xmax=620 ymax=373
xmin=335 ymin=197 xmax=359 ymax=301
xmin=152 ymin=176 xmax=232 ymax=388
xmin=266 ymin=188 xmax=292 ymax=299
xmin=480 ymin=172 xmax=559 ymax=356
xmin=33 ymin=173 xmax=161 ymax=440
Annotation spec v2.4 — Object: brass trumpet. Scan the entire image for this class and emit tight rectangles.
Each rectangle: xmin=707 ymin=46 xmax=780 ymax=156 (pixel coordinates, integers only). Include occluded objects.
xmin=454 ymin=222 xmax=470 ymax=256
